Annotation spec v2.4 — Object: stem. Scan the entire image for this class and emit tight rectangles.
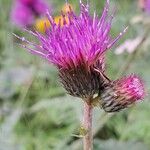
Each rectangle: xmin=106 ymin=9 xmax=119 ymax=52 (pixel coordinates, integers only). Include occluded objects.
xmin=83 ymin=100 xmax=93 ymax=150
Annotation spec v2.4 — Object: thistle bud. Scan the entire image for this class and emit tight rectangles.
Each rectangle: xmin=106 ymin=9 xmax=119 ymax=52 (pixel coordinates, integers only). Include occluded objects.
xmin=99 ymin=75 xmax=145 ymax=112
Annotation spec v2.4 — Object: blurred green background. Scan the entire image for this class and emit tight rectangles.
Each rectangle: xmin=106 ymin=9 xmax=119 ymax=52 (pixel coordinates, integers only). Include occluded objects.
xmin=0 ymin=0 xmax=150 ymax=150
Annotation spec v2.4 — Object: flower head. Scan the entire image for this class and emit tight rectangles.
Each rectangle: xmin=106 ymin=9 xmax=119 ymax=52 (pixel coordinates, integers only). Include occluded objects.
xmin=145 ymin=0 xmax=150 ymax=13
xmin=139 ymin=0 xmax=150 ymax=13
xmin=31 ymin=0 xmax=49 ymax=15
xmin=11 ymin=3 xmax=34 ymax=27
xmin=18 ymin=0 xmax=127 ymax=98
xmin=100 ymin=75 xmax=145 ymax=112
xmin=11 ymin=0 xmax=50 ymax=27
xmin=22 ymin=0 xmax=127 ymax=70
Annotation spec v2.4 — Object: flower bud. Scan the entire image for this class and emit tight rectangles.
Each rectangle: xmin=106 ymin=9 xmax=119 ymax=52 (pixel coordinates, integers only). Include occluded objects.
xmin=100 ymin=75 xmax=145 ymax=112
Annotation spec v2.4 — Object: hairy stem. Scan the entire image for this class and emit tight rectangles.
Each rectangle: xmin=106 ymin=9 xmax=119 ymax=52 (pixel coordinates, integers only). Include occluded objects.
xmin=83 ymin=100 xmax=93 ymax=150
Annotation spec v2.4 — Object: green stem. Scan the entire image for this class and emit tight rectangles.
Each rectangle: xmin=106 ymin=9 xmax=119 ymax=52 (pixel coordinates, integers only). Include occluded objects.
xmin=83 ymin=100 xmax=93 ymax=150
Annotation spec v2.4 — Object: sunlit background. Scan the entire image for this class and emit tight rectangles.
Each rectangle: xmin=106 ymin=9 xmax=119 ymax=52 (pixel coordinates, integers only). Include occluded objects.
xmin=0 ymin=0 xmax=150 ymax=150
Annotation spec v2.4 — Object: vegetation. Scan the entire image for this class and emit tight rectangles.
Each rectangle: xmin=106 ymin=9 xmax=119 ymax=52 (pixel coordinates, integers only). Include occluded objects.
xmin=0 ymin=0 xmax=149 ymax=149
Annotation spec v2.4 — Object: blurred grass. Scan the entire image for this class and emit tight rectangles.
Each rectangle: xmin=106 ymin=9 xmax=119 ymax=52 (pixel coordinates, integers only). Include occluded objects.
xmin=0 ymin=0 xmax=150 ymax=150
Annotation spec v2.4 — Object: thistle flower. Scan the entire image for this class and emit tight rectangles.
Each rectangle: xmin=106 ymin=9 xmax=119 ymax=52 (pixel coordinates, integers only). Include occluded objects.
xmin=17 ymin=1 xmax=145 ymax=148
xmin=11 ymin=3 xmax=34 ymax=27
xmin=139 ymin=0 xmax=150 ymax=13
xmin=144 ymin=0 xmax=150 ymax=13
xmin=99 ymin=75 xmax=145 ymax=112
xmin=11 ymin=0 xmax=50 ymax=27
xmin=18 ymin=0 xmax=127 ymax=99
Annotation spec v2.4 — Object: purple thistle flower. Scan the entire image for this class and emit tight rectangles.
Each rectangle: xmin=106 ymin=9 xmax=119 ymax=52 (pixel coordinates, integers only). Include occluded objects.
xmin=145 ymin=0 xmax=150 ymax=13
xmin=139 ymin=0 xmax=150 ymax=13
xmin=32 ymin=0 xmax=49 ymax=15
xmin=18 ymin=0 xmax=127 ymax=98
xmin=100 ymin=75 xmax=145 ymax=112
xmin=19 ymin=0 xmax=50 ymax=15
xmin=11 ymin=3 xmax=34 ymax=27
xmin=27 ymin=1 xmax=127 ymax=69
xmin=11 ymin=0 xmax=49 ymax=27
xmin=18 ymin=0 xmax=33 ymax=5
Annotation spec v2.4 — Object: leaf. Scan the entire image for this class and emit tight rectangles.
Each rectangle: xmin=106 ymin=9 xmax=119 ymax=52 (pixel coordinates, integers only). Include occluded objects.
xmin=66 ymin=139 xmax=149 ymax=150
xmin=30 ymin=96 xmax=81 ymax=114
xmin=0 ymin=109 xmax=22 ymax=150
xmin=0 ymin=67 xmax=33 ymax=99
xmin=94 ymin=139 xmax=149 ymax=150
xmin=15 ymin=96 xmax=83 ymax=149
xmin=119 ymin=102 xmax=150 ymax=146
